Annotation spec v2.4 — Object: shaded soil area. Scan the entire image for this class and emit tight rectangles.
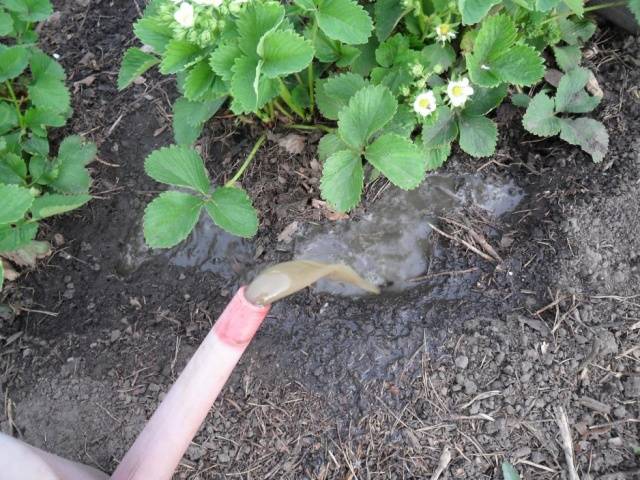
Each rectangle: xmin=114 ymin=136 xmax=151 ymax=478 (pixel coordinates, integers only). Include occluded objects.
xmin=1 ymin=1 xmax=640 ymax=478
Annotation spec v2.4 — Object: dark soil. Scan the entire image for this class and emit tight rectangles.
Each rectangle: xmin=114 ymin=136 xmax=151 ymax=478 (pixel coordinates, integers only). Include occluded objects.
xmin=1 ymin=1 xmax=639 ymax=479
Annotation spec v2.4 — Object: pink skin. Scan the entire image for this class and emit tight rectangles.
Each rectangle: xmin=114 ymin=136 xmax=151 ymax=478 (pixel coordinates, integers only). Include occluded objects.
xmin=0 ymin=432 xmax=108 ymax=480
xmin=0 ymin=288 xmax=269 ymax=480
xmin=111 ymin=287 xmax=270 ymax=480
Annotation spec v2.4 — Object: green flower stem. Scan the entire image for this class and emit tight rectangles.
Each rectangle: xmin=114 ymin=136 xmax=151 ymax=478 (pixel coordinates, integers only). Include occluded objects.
xmin=225 ymin=134 xmax=267 ymax=187
xmin=542 ymin=1 xmax=627 ymax=23
xmin=289 ymin=123 xmax=335 ymax=133
xmin=5 ymin=81 xmax=25 ymax=129
xmin=278 ymin=78 xmax=306 ymax=120
xmin=273 ymin=99 xmax=294 ymax=120
xmin=308 ymin=20 xmax=319 ymax=117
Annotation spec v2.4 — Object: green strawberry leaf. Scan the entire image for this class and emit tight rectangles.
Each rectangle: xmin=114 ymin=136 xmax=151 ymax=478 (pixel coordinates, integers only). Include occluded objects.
xmin=420 ymin=43 xmax=457 ymax=72
xmin=0 ymin=222 xmax=38 ymax=252
xmin=49 ymin=136 xmax=96 ymax=193
xmin=236 ymin=1 xmax=285 ymax=56
xmin=337 ymin=84 xmax=397 ymax=149
xmin=0 ymin=45 xmax=29 ymax=83
xmin=28 ymin=76 xmax=71 ymax=115
xmin=558 ymin=18 xmax=596 ymax=45
xmin=386 ymin=104 xmax=417 ymax=138
xmin=421 ymin=106 xmax=459 ymax=148
xmin=466 ymin=15 xmax=544 ymax=87
xmin=318 ymin=133 xmax=348 ymax=162
xmin=0 ymin=103 xmax=19 ymax=135
xmin=522 ymin=92 xmax=561 ymax=136
xmin=144 ymin=145 xmax=210 ymax=194
xmin=555 ymin=67 xmax=600 ymax=113
xmin=28 ymin=52 xmax=70 ymax=115
xmin=144 ymin=191 xmax=203 ymax=248
xmin=374 ymin=0 xmax=405 ymax=41
xmin=316 ymin=72 xmax=368 ymax=120
xmin=118 ymin=48 xmax=159 ymax=90
xmin=160 ymin=40 xmax=202 ymax=74
xmin=559 ymin=118 xmax=608 ymax=163
xmin=491 ymin=44 xmax=545 ymax=86
xmin=365 ymin=133 xmax=425 ymax=190
xmin=0 ymin=256 xmax=4 ymax=290
xmin=172 ymin=96 xmax=225 ymax=145
xmin=0 ymin=153 xmax=25 ymax=184
xmin=0 ymin=183 xmax=33 ymax=224
xmin=259 ymin=29 xmax=314 ymax=78
xmin=563 ymin=0 xmax=584 ymax=16
xmin=24 ymin=108 xmax=66 ymax=130
xmin=458 ymin=114 xmax=498 ymax=158
xmin=320 ymin=149 xmax=363 ymax=212
xmin=184 ymin=61 xmax=226 ymax=101
xmin=0 ymin=10 xmax=14 ymax=36
xmin=205 ymin=186 xmax=259 ymax=238
xmin=511 ymin=93 xmax=531 ymax=108
xmin=536 ymin=0 xmax=560 ymax=11
xmin=210 ymin=43 xmax=242 ymax=83
xmin=458 ymin=0 xmax=501 ymax=25
xmin=134 ymin=16 xmax=174 ymax=54
xmin=464 ymin=84 xmax=508 ymax=116
xmin=425 ymin=143 xmax=452 ymax=171
xmin=30 ymin=193 xmax=91 ymax=220
xmin=553 ymin=45 xmax=581 ymax=72
xmin=316 ymin=0 xmax=373 ymax=45
xmin=2 ymin=0 xmax=52 ymax=22
xmin=230 ymin=56 xmax=278 ymax=113
xmin=630 ymin=0 xmax=640 ymax=24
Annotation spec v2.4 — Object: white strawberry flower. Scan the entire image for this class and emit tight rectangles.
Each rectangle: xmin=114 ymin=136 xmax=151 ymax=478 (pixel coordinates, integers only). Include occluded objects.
xmin=435 ymin=23 xmax=456 ymax=44
xmin=193 ymin=0 xmax=223 ymax=6
xmin=413 ymin=91 xmax=437 ymax=117
xmin=447 ymin=77 xmax=474 ymax=107
xmin=174 ymin=2 xmax=195 ymax=28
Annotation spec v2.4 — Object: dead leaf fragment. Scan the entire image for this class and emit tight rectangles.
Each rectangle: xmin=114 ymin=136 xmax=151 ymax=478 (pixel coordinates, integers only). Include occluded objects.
xmin=586 ymin=72 xmax=603 ymax=98
xmin=2 ymin=241 xmax=51 ymax=268
xmin=311 ymin=199 xmax=349 ymax=221
xmin=1 ymin=259 xmax=19 ymax=281
xmin=277 ymin=221 xmax=299 ymax=244
xmin=277 ymin=134 xmax=306 ymax=155
xmin=73 ymin=74 xmax=96 ymax=93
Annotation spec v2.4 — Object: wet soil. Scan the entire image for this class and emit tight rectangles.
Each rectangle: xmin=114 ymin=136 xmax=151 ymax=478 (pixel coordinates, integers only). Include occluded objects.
xmin=1 ymin=1 xmax=640 ymax=479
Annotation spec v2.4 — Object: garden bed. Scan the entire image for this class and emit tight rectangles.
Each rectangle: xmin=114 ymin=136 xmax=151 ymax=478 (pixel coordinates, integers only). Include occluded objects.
xmin=1 ymin=0 xmax=639 ymax=478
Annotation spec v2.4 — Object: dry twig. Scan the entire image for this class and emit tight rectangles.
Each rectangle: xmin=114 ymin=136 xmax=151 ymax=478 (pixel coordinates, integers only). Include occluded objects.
xmin=555 ymin=406 xmax=580 ymax=480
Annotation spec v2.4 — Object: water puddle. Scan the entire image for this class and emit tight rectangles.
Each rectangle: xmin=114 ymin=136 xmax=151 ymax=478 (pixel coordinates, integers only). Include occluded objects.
xmin=117 ymin=215 xmax=254 ymax=278
xmin=167 ymin=215 xmax=253 ymax=277
xmin=295 ymin=174 xmax=523 ymax=295
xmin=118 ymin=174 xmax=522 ymax=290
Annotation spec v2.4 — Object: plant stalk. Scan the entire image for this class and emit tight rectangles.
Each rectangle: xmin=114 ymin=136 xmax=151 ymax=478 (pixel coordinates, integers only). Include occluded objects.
xmin=225 ymin=134 xmax=267 ymax=188
xmin=289 ymin=123 xmax=335 ymax=133
xmin=278 ymin=79 xmax=306 ymax=120
xmin=273 ymin=100 xmax=294 ymax=120
xmin=541 ymin=1 xmax=627 ymax=23
xmin=308 ymin=21 xmax=319 ymax=117
xmin=5 ymin=81 xmax=25 ymax=130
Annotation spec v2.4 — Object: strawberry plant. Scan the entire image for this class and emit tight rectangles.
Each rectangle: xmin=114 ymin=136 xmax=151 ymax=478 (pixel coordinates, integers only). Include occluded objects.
xmin=0 ymin=0 xmax=96 ymax=290
xmin=120 ymin=0 xmax=639 ymax=245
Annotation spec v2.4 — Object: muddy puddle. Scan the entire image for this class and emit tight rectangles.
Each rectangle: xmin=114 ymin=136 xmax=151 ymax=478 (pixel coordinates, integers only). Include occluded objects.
xmin=296 ymin=174 xmax=522 ymax=295
xmin=120 ymin=174 xmax=523 ymax=293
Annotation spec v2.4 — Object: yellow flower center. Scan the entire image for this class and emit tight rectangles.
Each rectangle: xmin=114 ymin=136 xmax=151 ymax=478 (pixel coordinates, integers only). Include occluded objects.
xmin=451 ymin=85 xmax=464 ymax=97
xmin=418 ymin=97 xmax=432 ymax=109
xmin=439 ymin=24 xmax=450 ymax=35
